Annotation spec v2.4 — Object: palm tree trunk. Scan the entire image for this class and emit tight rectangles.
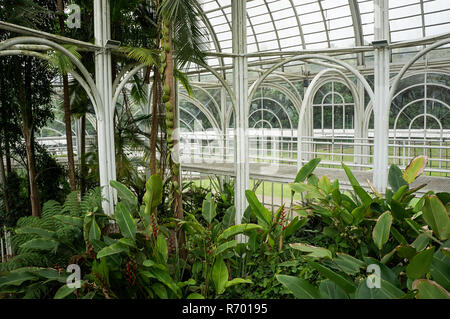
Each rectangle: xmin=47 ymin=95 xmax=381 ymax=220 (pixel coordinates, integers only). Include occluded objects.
xmin=0 ymin=140 xmax=10 ymax=214
xmin=162 ymin=21 xmax=184 ymax=255
xmin=57 ymin=0 xmax=77 ymax=191
xmin=150 ymin=65 xmax=160 ymax=176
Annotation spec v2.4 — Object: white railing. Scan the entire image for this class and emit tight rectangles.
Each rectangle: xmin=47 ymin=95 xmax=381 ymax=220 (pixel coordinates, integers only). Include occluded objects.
xmin=35 ymin=130 xmax=450 ymax=177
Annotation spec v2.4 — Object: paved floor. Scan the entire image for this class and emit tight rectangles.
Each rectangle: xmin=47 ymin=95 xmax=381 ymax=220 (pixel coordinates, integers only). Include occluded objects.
xmin=182 ymin=162 xmax=450 ymax=194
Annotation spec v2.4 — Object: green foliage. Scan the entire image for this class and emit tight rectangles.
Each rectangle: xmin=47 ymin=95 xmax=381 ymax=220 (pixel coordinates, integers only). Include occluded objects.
xmin=276 ymin=158 xmax=450 ymax=299
xmin=2 ymin=157 xmax=449 ymax=300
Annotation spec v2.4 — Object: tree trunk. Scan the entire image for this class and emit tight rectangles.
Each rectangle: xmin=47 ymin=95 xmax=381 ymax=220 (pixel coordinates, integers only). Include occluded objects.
xmin=0 ymin=140 xmax=10 ymax=214
xmin=14 ymin=56 xmax=41 ymax=217
xmin=150 ymin=65 xmax=160 ymax=176
xmin=162 ymin=21 xmax=184 ymax=256
xmin=5 ymin=140 xmax=11 ymax=174
xmin=24 ymin=129 xmax=41 ymax=217
xmin=58 ymin=0 xmax=77 ymax=191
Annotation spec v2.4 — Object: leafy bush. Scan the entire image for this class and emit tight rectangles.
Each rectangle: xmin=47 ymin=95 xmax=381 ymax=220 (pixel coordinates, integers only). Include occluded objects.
xmin=1 ymin=157 xmax=448 ymax=300
xmin=274 ymin=156 xmax=450 ymax=299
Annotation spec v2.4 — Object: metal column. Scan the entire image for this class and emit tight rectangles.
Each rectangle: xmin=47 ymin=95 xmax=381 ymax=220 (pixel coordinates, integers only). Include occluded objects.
xmin=373 ymin=0 xmax=390 ymax=191
xmin=94 ymin=0 xmax=116 ymax=215
xmin=232 ymin=0 xmax=249 ymax=234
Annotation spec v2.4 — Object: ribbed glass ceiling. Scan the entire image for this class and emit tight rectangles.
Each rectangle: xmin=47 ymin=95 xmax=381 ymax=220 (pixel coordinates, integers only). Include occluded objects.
xmin=197 ymin=0 xmax=450 ymax=69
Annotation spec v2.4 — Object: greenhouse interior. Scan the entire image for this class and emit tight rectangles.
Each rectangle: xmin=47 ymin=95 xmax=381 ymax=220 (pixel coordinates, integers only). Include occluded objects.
xmin=0 ymin=0 xmax=449 ymax=300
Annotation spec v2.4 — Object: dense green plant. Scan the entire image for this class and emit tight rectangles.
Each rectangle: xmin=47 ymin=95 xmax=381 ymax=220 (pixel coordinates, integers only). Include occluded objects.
xmin=178 ymin=192 xmax=257 ymax=298
xmin=0 ymin=188 xmax=103 ymax=298
xmin=275 ymin=156 xmax=450 ymax=299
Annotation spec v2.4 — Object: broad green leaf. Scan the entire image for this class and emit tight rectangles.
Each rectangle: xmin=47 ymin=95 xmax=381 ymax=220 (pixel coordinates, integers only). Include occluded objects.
xmin=392 ymin=185 xmax=409 ymax=202
xmin=436 ymin=192 xmax=450 ymax=205
xmin=397 ymin=245 xmax=417 ymax=260
xmin=212 ymin=257 xmax=228 ymax=295
xmin=342 ymin=162 xmax=372 ymax=205
xmin=318 ymin=175 xmax=332 ymax=193
xmin=289 ymin=182 xmax=323 ymax=199
xmin=114 ymin=202 xmax=137 ymax=240
xmin=283 ymin=217 xmax=308 ymax=238
xmin=214 ymin=240 xmax=238 ymax=256
xmin=20 ymin=239 xmax=59 ymax=251
xmin=110 ymin=180 xmax=138 ymax=208
xmin=388 ymin=164 xmax=408 ymax=193
xmin=217 ymin=224 xmax=263 ymax=241
xmin=143 ymin=259 xmax=156 ymax=267
xmin=294 ymin=158 xmax=321 ymax=183
xmin=339 ymin=208 xmax=354 ymax=225
xmin=0 ymin=272 xmax=37 ymax=288
xmin=97 ymin=241 xmax=129 ymax=259
xmin=391 ymin=226 xmax=408 ymax=245
xmin=390 ymin=199 xmax=407 ymax=220
xmin=222 ymin=206 xmax=235 ymax=229
xmin=201 ymin=193 xmax=216 ymax=224
xmin=406 ymin=247 xmax=435 ymax=280
xmin=413 ymin=279 xmax=450 ymax=299
xmin=306 ymin=259 xmax=356 ymax=294
xmin=372 ymin=211 xmax=393 ymax=250
xmin=411 ymin=232 xmax=431 ymax=251
xmin=422 ymin=195 xmax=450 ymax=241
xmin=403 ymin=156 xmax=427 ymax=184
xmin=319 ymin=280 xmax=349 ymax=299
xmin=334 ymin=253 xmax=366 ymax=275
xmin=151 ymin=283 xmax=168 ymax=299
xmin=15 ymin=227 xmax=55 ymax=239
xmin=53 ymin=215 xmax=83 ymax=228
xmin=225 ymin=278 xmax=252 ymax=288
xmin=355 ymin=275 xmax=405 ymax=299
xmin=351 ymin=206 xmax=366 ymax=225
xmin=430 ymin=255 xmax=450 ymax=291
xmin=142 ymin=267 xmax=181 ymax=298
xmin=54 ymin=284 xmax=78 ymax=299
xmin=88 ymin=217 xmax=101 ymax=243
xmin=276 ymin=275 xmax=320 ymax=299
xmin=156 ymin=235 xmax=168 ymax=263
xmin=290 ymin=243 xmax=332 ymax=260
xmin=143 ymin=174 xmax=163 ymax=215
xmin=117 ymin=238 xmax=136 ymax=248
xmin=245 ymin=190 xmax=271 ymax=228
xmin=33 ymin=268 xmax=67 ymax=283
xmin=177 ymin=278 xmax=196 ymax=289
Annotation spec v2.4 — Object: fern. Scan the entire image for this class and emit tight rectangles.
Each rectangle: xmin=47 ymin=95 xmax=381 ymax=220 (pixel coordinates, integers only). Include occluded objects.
xmin=62 ymin=191 xmax=82 ymax=216
xmin=3 ymin=188 xmax=103 ymax=272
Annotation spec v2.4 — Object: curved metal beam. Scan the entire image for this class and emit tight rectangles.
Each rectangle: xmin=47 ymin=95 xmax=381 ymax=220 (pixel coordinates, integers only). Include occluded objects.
xmin=248 ymin=54 xmax=374 ymax=105
xmin=0 ymin=36 xmax=103 ymax=117
xmin=389 ymin=38 xmax=450 ymax=106
xmin=179 ymin=92 xmax=221 ymax=132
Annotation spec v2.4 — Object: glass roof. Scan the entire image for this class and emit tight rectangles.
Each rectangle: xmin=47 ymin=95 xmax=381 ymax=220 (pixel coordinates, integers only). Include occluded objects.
xmin=196 ymin=0 xmax=450 ymax=69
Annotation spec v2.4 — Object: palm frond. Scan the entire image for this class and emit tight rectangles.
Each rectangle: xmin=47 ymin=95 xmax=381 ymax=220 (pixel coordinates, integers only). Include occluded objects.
xmin=47 ymin=45 xmax=82 ymax=75
xmin=119 ymin=46 xmax=159 ymax=66
xmin=174 ymin=67 xmax=193 ymax=96
xmin=159 ymin=0 xmax=208 ymax=68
